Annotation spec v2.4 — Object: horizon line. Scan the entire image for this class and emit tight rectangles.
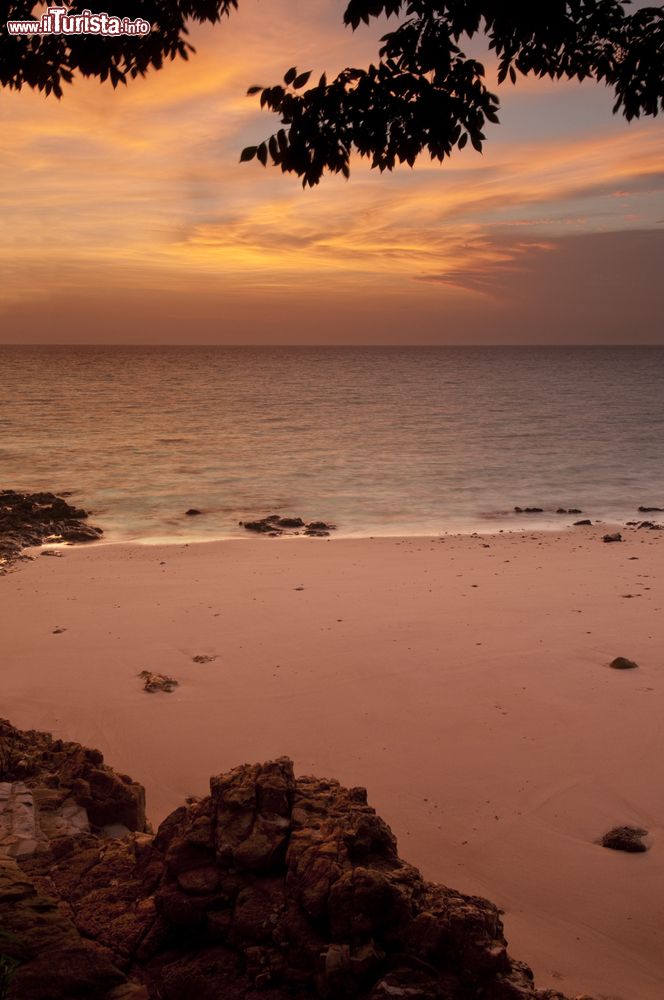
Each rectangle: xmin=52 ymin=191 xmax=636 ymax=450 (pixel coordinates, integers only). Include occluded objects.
xmin=0 ymin=342 xmax=662 ymax=350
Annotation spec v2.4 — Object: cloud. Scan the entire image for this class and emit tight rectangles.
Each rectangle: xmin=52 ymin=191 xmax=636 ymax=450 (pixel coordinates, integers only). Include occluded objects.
xmin=0 ymin=0 xmax=662 ymax=342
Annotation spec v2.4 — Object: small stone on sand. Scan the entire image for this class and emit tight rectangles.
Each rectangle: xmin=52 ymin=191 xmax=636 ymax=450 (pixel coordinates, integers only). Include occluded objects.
xmin=609 ymin=656 xmax=639 ymax=670
xmin=139 ymin=671 xmax=179 ymax=693
xmin=601 ymin=826 xmax=648 ymax=853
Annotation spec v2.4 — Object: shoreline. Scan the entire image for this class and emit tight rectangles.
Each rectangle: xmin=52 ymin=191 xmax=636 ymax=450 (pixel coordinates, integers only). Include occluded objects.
xmin=3 ymin=528 xmax=664 ymax=998
xmin=40 ymin=515 xmax=644 ymax=549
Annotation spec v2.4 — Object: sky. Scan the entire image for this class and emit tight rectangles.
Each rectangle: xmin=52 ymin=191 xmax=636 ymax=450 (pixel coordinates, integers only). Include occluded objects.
xmin=0 ymin=0 xmax=663 ymax=344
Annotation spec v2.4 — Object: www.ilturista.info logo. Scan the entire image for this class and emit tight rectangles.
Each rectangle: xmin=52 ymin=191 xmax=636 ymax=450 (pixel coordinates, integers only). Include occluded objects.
xmin=6 ymin=6 xmax=152 ymax=36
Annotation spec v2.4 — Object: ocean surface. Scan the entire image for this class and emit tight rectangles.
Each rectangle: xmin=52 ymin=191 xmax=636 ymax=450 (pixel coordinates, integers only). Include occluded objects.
xmin=2 ymin=345 xmax=664 ymax=542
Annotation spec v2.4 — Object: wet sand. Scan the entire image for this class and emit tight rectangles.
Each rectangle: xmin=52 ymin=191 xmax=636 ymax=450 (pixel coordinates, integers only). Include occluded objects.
xmin=2 ymin=528 xmax=663 ymax=999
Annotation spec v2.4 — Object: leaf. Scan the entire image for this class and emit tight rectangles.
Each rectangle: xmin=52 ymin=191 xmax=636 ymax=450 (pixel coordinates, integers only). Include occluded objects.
xmin=240 ymin=146 xmax=257 ymax=162
xmin=257 ymin=142 xmax=268 ymax=166
xmin=247 ymin=85 xmax=262 ymax=96
xmin=284 ymin=67 xmax=297 ymax=86
xmin=458 ymin=132 xmax=468 ymax=149
xmin=293 ymin=71 xmax=312 ymax=89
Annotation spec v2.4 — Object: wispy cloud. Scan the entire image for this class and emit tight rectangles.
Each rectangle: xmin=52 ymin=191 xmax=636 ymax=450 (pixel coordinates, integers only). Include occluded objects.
xmin=0 ymin=0 xmax=662 ymax=341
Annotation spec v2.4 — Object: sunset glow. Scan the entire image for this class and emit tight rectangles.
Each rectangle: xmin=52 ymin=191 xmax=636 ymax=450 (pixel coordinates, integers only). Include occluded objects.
xmin=1 ymin=0 xmax=662 ymax=342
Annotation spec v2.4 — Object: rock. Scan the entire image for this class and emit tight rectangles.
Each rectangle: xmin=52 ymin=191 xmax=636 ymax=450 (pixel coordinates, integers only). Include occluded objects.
xmin=638 ymin=506 xmax=664 ymax=513
xmin=573 ymin=520 xmax=592 ymax=526
xmin=139 ymin=672 xmax=179 ymax=694
xmin=303 ymin=520 xmax=335 ymax=537
xmin=0 ymin=720 xmax=574 ymax=1000
xmin=185 ymin=509 xmax=202 ymax=517
xmin=601 ymin=826 xmax=649 ymax=853
xmin=0 ymin=858 xmax=126 ymax=1000
xmin=57 ymin=524 xmax=103 ymax=544
xmin=0 ymin=490 xmax=102 ymax=574
xmin=192 ymin=655 xmax=216 ymax=664
xmin=243 ymin=516 xmax=336 ymax=538
xmin=609 ymin=656 xmax=639 ymax=670
xmin=40 ymin=550 xmax=63 ymax=558
xmin=568 ymin=508 xmax=583 ymax=514
xmin=602 ymin=532 xmax=622 ymax=543
xmin=514 ymin=506 xmax=544 ymax=514
xmin=243 ymin=517 xmax=282 ymax=534
xmin=0 ymin=719 xmax=146 ymax=836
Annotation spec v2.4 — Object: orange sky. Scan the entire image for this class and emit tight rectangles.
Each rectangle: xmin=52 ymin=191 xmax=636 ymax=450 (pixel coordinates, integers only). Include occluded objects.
xmin=1 ymin=0 xmax=663 ymax=344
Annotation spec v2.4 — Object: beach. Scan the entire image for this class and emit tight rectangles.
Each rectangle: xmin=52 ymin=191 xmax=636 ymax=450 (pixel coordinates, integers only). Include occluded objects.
xmin=2 ymin=526 xmax=663 ymax=999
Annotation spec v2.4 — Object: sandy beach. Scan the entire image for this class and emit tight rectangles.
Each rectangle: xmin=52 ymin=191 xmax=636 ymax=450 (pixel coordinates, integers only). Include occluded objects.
xmin=2 ymin=527 xmax=663 ymax=1000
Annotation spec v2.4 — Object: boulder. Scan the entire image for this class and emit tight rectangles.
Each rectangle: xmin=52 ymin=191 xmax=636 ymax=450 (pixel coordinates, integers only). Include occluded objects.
xmin=0 ymin=720 xmax=573 ymax=1000
xmin=602 ymin=532 xmax=622 ymax=543
xmin=0 ymin=719 xmax=146 ymax=835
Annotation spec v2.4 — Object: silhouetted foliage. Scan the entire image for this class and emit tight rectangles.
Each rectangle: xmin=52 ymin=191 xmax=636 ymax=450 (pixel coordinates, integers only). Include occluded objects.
xmin=2 ymin=1 xmax=662 ymax=185
xmin=243 ymin=1 xmax=664 ymax=185
xmin=0 ymin=1 xmax=238 ymax=96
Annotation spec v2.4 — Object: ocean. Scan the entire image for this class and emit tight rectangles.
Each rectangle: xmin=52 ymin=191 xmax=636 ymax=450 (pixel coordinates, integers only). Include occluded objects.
xmin=2 ymin=345 xmax=663 ymax=541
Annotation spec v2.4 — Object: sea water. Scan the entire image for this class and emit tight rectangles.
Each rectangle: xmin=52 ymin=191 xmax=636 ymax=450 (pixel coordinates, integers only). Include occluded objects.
xmin=2 ymin=345 xmax=663 ymax=541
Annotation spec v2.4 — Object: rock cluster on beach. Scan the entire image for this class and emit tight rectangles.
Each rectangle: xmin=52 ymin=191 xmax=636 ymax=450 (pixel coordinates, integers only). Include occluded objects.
xmin=241 ymin=515 xmax=336 ymax=538
xmin=0 ymin=490 xmax=103 ymax=573
xmin=0 ymin=719 xmax=575 ymax=1000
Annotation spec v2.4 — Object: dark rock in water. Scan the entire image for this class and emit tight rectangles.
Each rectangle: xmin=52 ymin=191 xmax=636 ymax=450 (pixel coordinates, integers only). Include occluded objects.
xmin=603 ymin=532 xmax=622 ymax=543
xmin=601 ymin=826 xmax=649 ymax=853
xmin=276 ymin=517 xmax=304 ymax=529
xmin=638 ymin=506 xmax=664 ymax=513
xmin=243 ymin=516 xmax=336 ymax=538
xmin=573 ymin=519 xmax=592 ymax=526
xmin=609 ymin=656 xmax=639 ymax=670
xmin=567 ymin=508 xmax=583 ymax=515
xmin=185 ymin=509 xmax=203 ymax=517
xmin=514 ymin=506 xmax=544 ymax=514
xmin=556 ymin=508 xmax=567 ymax=514
xmin=57 ymin=524 xmax=103 ymax=544
xmin=243 ymin=517 xmax=281 ymax=534
xmin=0 ymin=721 xmax=572 ymax=1000
xmin=0 ymin=490 xmax=103 ymax=574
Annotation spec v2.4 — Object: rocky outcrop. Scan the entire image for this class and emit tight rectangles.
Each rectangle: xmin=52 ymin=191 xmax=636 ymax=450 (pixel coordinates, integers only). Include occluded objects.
xmin=0 ymin=720 xmax=146 ymax=842
xmin=0 ymin=722 xmax=573 ymax=1000
xmin=0 ymin=491 xmax=103 ymax=573
xmin=240 ymin=515 xmax=336 ymax=538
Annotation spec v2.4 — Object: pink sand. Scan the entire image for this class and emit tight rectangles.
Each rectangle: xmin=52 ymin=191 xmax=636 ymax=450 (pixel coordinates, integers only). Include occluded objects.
xmin=2 ymin=529 xmax=663 ymax=999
